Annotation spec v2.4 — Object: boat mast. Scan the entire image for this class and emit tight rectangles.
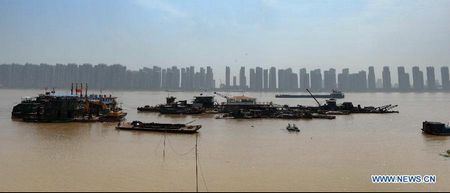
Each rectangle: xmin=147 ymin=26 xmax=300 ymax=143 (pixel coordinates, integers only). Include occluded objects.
xmin=195 ymin=133 xmax=198 ymax=192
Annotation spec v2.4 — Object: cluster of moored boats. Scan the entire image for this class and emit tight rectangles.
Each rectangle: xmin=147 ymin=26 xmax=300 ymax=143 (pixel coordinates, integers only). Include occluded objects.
xmin=12 ymin=84 xmax=127 ymax=123
xmin=137 ymin=91 xmax=399 ymax=120
xmin=11 ymin=86 xmax=450 ymax=136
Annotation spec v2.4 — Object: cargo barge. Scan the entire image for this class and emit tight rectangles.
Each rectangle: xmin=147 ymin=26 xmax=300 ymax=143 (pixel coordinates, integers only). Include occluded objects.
xmin=276 ymin=90 xmax=345 ymax=99
xmin=116 ymin=121 xmax=201 ymax=133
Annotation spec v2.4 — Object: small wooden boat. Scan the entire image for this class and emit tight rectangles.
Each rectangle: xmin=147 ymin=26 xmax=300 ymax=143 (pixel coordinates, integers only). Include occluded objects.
xmin=286 ymin=124 xmax=300 ymax=132
xmin=116 ymin=121 xmax=201 ymax=133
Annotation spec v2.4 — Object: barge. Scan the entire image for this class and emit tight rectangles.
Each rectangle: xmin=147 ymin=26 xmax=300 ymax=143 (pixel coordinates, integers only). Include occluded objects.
xmin=276 ymin=90 xmax=344 ymax=99
xmin=116 ymin=121 xmax=201 ymax=133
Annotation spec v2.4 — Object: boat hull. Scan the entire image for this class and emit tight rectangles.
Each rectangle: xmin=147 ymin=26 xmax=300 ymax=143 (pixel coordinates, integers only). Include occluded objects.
xmin=116 ymin=122 xmax=201 ymax=134
xmin=275 ymin=94 xmax=344 ymax=99
xmin=422 ymin=121 xmax=450 ymax=136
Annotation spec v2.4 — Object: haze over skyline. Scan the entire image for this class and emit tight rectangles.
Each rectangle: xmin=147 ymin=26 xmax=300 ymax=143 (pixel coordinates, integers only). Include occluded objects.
xmin=1 ymin=0 xmax=449 ymax=71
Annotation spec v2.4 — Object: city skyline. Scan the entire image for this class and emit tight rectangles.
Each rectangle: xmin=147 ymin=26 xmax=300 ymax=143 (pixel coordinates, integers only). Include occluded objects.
xmin=1 ymin=63 xmax=450 ymax=92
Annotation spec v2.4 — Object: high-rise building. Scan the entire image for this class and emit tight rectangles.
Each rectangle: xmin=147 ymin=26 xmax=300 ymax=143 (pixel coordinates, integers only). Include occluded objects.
xmin=188 ymin=66 xmax=195 ymax=90
xmin=269 ymin=67 xmax=276 ymax=91
xmin=278 ymin=69 xmax=285 ymax=91
xmin=206 ymin=66 xmax=214 ymax=89
xmin=239 ymin=67 xmax=246 ymax=89
xmin=263 ymin=69 xmax=269 ymax=90
xmin=441 ymin=66 xmax=449 ymax=90
xmin=310 ymin=69 xmax=322 ymax=91
xmin=368 ymin=66 xmax=376 ymax=90
xmin=290 ymin=71 xmax=299 ymax=91
xmin=249 ymin=68 xmax=256 ymax=90
xmin=412 ymin=66 xmax=424 ymax=91
xmin=426 ymin=66 xmax=436 ymax=90
xmin=256 ymin=67 xmax=263 ymax=91
xmin=347 ymin=71 xmax=367 ymax=91
xmin=338 ymin=68 xmax=349 ymax=91
xmin=285 ymin=68 xmax=296 ymax=91
xmin=358 ymin=70 xmax=368 ymax=91
xmin=180 ymin=68 xmax=187 ymax=90
xmin=382 ymin=66 xmax=392 ymax=90
xmin=299 ymin=68 xmax=310 ymax=90
xmin=233 ymin=76 xmax=237 ymax=88
xmin=397 ymin=66 xmax=410 ymax=91
xmin=323 ymin=68 xmax=336 ymax=91
xmin=225 ymin=66 xmax=230 ymax=89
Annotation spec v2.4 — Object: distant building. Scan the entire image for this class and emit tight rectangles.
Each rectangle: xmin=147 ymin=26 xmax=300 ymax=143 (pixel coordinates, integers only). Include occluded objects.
xmin=323 ymin=68 xmax=336 ymax=91
xmin=239 ymin=66 xmax=247 ymax=89
xmin=263 ymin=69 xmax=269 ymax=90
xmin=249 ymin=68 xmax=256 ymax=90
xmin=337 ymin=68 xmax=350 ymax=91
xmin=441 ymin=66 xmax=449 ymax=90
xmin=299 ymin=68 xmax=310 ymax=90
xmin=368 ymin=66 xmax=376 ymax=90
xmin=278 ymin=69 xmax=286 ymax=91
xmin=310 ymin=69 xmax=322 ymax=91
xmin=256 ymin=67 xmax=263 ymax=91
xmin=269 ymin=67 xmax=277 ymax=91
xmin=412 ymin=66 xmax=424 ymax=91
xmin=225 ymin=66 xmax=230 ymax=89
xmin=426 ymin=66 xmax=436 ymax=90
xmin=382 ymin=66 xmax=392 ymax=90
xmin=397 ymin=66 xmax=410 ymax=91
xmin=348 ymin=71 xmax=367 ymax=91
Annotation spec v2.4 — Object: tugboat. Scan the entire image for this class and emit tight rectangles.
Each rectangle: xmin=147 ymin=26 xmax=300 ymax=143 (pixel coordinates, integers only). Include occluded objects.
xmin=422 ymin=121 xmax=450 ymax=136
xmin=286 ymin=123 xmax=300 ymax=132
xmin=116 ymin=121 xmax=201 ymax=133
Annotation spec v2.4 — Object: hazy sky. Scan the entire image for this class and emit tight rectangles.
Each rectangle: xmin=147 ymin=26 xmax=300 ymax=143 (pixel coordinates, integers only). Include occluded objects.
xmin=1 ymin=0 xmax=449 ymax=72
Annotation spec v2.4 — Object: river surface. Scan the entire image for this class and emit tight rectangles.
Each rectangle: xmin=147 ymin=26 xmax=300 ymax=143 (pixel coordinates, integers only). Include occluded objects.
xmin=0 ymin=89 xmax=449 ymax=191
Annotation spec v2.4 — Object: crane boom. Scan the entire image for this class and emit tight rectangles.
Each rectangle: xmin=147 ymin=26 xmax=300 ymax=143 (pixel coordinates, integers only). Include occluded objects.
xmin=213 ymin=92 xmax=229 ymax=99
xmin=306 ymin=89 xmax=321 ymax=107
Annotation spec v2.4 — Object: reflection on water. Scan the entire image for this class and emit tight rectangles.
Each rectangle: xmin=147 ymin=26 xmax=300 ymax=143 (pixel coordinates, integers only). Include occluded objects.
xmin=0 ymin=89 xmax=449 ymax=191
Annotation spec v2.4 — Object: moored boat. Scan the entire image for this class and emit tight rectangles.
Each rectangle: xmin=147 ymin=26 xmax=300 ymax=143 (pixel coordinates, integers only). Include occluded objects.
xmin=286 ymin=123 xmax=300 ymax=132
xmin=99 ymin=110 xmax=127 ymax=122
xmin=116 ymin=121 xmax=201 ymax=133
xmin=422 ymin=121 xmax=450 ymax=136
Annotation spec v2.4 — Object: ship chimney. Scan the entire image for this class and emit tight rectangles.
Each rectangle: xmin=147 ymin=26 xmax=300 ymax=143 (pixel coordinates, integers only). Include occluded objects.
xmin=80 ymin=83 xmax=83 ymax=97
xmin=85 ymin=83 xmax=88 ymax=98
